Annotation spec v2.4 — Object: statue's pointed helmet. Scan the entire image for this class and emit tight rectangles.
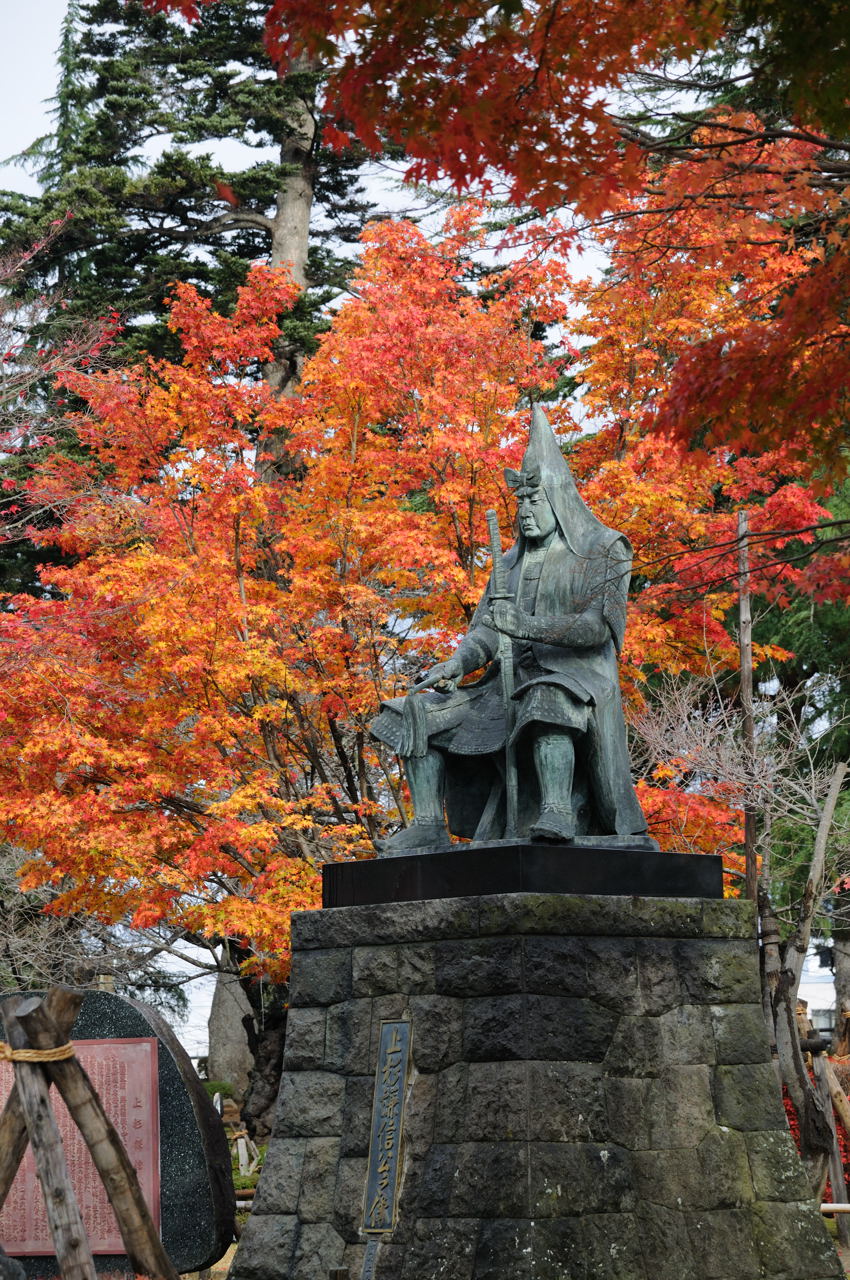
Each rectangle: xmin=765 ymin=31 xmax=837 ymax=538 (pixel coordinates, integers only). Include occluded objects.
xmin=505 ymin=405 xmax=626 ymax=559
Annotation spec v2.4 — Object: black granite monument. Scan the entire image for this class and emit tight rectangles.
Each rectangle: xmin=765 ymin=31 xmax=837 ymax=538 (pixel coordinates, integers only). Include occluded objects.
xmin=0 ymin=991 xmax=235 ymax=1278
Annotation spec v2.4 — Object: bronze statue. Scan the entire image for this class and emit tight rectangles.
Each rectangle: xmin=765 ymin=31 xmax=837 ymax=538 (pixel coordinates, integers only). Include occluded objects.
xmin=371 ymin=407 xmax=655 ymax=854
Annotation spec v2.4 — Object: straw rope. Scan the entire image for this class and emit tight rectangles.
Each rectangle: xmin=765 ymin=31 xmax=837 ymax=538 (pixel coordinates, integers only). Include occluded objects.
xmin=0 ymin=1041 xmax=75 ymax=1062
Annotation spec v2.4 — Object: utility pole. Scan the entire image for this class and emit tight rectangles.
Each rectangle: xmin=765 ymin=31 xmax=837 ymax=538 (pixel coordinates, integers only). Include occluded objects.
xmin=738 ymin=509 xmax=758 ymax=901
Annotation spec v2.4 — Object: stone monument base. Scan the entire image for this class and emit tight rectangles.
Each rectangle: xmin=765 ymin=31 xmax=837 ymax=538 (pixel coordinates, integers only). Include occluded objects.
xmin=233 ymin=886 xmax=842 ymax=1280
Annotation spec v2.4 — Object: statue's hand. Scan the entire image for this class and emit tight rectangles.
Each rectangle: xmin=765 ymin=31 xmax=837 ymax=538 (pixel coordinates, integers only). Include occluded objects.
xmin=413 ymin=656 xmax=464 ymax=693
xmin=486 ymin=600 xmax=530 ymax=638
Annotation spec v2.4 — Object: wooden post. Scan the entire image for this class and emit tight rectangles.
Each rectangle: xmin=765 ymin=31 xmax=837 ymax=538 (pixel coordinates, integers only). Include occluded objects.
xmin=824 ymin=1058 xmax=850 ymax=1142
xmin=738 ymin=509 xmax=758 ymax=901
xmin=1 ymin=996 xmax=97 ymax=1280
xmin=813 ymin=1052 xmax=850 ymax=1246
xmin=0 ymin=988 xmax=81 ymax=1209
xmin=0 ymin=1081 xmax=32 ymax=1212
xmin=16 ymin=993 xmax=180 ymax=1280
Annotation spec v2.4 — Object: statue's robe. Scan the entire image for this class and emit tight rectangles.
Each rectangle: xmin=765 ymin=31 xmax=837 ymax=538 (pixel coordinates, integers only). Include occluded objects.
xmin=371 ymin=527 xmax=647 ymax=841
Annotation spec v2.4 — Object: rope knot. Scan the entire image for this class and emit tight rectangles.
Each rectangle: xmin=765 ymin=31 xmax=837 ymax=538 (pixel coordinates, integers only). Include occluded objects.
xmin=0 ymin=1041 xmax=75 ymax=1063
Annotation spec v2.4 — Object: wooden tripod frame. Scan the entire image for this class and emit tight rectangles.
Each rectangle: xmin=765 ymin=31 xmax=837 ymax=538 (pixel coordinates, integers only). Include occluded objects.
xmin=0 ymin=987 xmax=179 ymax=1280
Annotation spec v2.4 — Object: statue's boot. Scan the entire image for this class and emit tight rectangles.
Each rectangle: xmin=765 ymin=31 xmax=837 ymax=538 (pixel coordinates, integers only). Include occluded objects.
xmin=377 ymin=748 xmax=452 ymax=856
xmin=531 ymin=806 xmax=576 ymax=842
xmin=530 ymin=730 xmax=576 ymax=843
xmin=377 ymin=820 xmax=452 ymax=856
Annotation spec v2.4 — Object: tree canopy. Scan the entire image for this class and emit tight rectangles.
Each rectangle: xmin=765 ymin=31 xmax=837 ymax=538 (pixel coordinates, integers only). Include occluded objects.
xmin=0 ymin=203 xmax=838 ymax=972
xmin=1 ymin=0 xmax=374 ymax=363
xmin=142 ymin=0 xmax=850 ymax=481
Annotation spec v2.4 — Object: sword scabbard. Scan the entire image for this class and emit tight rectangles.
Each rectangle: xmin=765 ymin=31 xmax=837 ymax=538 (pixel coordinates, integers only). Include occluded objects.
xmin=485 ymin=508 xmax=518 ymax=838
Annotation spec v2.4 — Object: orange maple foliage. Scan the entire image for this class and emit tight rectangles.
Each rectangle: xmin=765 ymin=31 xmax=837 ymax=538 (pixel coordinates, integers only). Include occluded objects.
xmin=269 ymin=0 xmax=726 ymax=216
xmin=551 ymin=143 xmax=837 ymax=864
xmin=0 ymin=266 xmax=323 ymax=977
xmin=276 ymin=209 xmax=574 ymax=633
xmin=558 ymin=151 xmax=832 ymax=671
xmin=635 ymin=781 xmax=745 ymax=874
xmin=0 ymin=206 xmax=834 ymax=969
xmin=574 ymin=112 xmax=850 ymax=485
xmin=142 ymin=1 xmax=850 ymax=485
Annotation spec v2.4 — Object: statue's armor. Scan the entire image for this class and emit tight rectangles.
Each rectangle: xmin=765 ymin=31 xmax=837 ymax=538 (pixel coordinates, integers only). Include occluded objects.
xmin=370 ymin=407 xmax=649 ymax=844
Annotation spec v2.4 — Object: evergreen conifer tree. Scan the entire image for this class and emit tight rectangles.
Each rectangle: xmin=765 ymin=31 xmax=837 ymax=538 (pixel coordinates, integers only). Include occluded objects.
xmin=1 ymin=0 xmax=375 ymax=377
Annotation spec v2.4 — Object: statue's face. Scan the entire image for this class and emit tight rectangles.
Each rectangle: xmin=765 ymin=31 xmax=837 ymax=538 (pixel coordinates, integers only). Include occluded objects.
xmin=517 ymin=487 xmax=557 ymax=541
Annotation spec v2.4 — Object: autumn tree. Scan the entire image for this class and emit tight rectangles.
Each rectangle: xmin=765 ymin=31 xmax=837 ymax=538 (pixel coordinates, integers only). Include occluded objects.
xmin=151 ymin=0 xmax=847 ymax=210
xmin=0 ymin=208 xmax=578 ymax=1129
xmin=142 ymin=1 xmax=850 ymax=219
xmin=549 ymin=182 xmax=835 ymax=858
xmin=0 ymin=231 xmax=196 ymax=1015
xmin=0 ymin=192 xmax=841 ymax=1122
xmin=0 ymin=0 xmax=393 ymax=630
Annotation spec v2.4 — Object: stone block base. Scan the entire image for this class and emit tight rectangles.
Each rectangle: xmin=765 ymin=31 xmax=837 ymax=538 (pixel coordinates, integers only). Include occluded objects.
xmin=232 ymin=893 xmax=842 ymax=1280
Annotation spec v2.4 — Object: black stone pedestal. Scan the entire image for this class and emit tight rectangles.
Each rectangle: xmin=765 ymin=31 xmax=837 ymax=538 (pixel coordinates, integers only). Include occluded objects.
xmin=233 ymin=892 xmax=841 ymax=1280
xmin=322 ymin=843 xmax=723 ymax=907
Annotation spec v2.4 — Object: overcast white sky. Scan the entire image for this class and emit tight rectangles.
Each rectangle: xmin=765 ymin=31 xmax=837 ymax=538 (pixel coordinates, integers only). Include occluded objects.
xmin=1 ymin=2 xmax=68 ymax=194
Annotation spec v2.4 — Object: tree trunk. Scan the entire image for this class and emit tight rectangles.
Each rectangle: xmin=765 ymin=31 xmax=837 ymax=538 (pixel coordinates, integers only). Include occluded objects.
xmin=262 ymin=56 xmax=318 ymax=457
xmin=833 ymin=929 xmax=850 ymax=1041
xmin=269 ymin=59 xmax=316 ymax=289
xmin=210 ymin=61 xmax=318 ymax=1113
xmin=758 ymin=763 xmax=849 ymax=1191
xmin=236 ymin=971 xmax=288 ymax=1142
xmin=760 ymin=888 xmax=833 ymax=1189
xmin=737 ymin=510 xmax=758 ymax=901
xmin=240 ymin=1007 xmax=287 ymax=1142
xmin=202 ymin=60 xmax=317 ymax=433
xmin=206 ymin=969 xmax=255 ymax=1103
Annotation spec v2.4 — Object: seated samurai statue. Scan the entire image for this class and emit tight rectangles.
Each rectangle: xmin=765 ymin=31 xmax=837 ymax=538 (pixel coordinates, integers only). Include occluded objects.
xmin=371 ymin=407 xmax=652 ymax=854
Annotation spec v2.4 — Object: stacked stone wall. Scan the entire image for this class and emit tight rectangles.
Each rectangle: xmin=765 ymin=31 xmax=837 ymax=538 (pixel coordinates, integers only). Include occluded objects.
xmin=233 ymin=894 xmax=842 ymax=1280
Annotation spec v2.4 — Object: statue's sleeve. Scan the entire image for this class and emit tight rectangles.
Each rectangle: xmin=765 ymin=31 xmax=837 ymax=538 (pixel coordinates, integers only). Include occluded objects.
xmin=520 ymin=535 xmax=631 ymax=650
xmin=546 ymin=535 xmax=631 ymax=650
xmin=454 ymin=579 xmax=499 ymax=674
xmin=600 ymin=535 xmax=631 ymax=653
